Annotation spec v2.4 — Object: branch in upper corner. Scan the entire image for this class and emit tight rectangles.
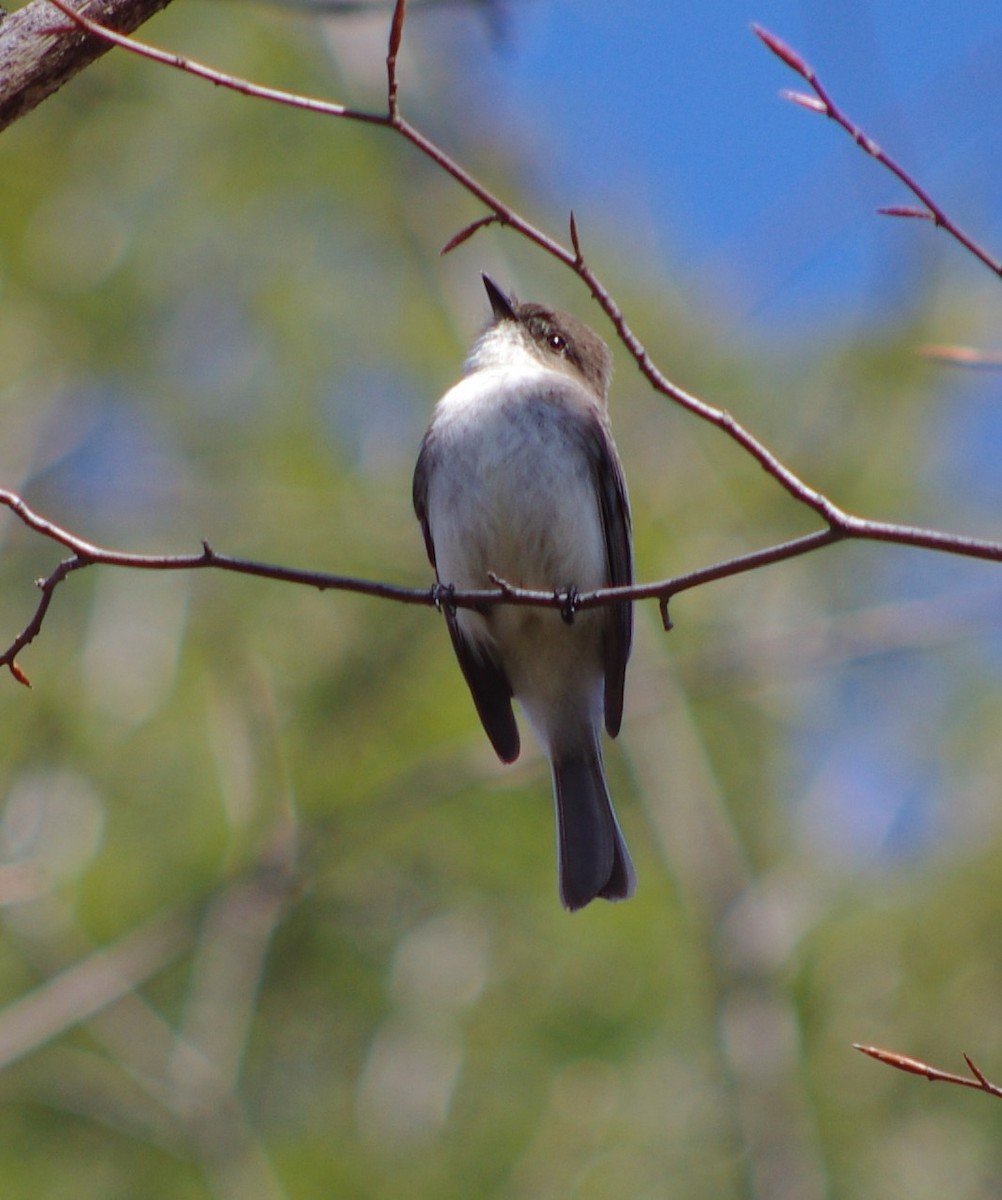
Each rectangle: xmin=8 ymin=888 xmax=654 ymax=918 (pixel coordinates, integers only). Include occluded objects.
xmin=754 ymin=24 xmax=1002 ymax=280
xmin=854 ymin=1043 xmax=1002 ymax=1099
xmin=24 ymin=0 xmax=1002 ymax=485
xmin=0 ymin=0 xmax=177 ymax=134
xmin=40 ymin=0 xmax=391 ymax=124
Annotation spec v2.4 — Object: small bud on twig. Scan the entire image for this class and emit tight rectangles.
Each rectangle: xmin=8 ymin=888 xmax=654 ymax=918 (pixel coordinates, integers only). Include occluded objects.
xmin=569 ymin=211 xmax=583 ymax=263
xmin=752 ymin=24 xmax=812 ymax=79
xmin=9 ymin=661 xmax=31 ymax=688
xmin=854 ymin=1043 xmax=1002 ymax=1099
xmin=440 ymin=215 xmax=499 ymax=255
xmin=878 ymin=205 xmax=934 ymax=220
xmin=781 ymin=89 xmax=828 ymax=115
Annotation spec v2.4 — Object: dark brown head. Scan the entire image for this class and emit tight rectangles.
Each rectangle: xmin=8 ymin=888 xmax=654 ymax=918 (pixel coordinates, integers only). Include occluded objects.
xmin=475 ymin=275 xmax=613 ymax=402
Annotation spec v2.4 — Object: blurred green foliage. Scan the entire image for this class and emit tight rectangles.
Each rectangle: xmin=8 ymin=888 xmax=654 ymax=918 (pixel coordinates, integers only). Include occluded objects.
xmin=3 ymin=3 xmax=1002 ymax=1197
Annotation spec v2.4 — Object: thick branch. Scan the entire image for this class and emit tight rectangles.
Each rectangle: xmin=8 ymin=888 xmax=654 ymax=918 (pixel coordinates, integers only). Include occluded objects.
xmin=0 ymin=0 xmax=175 ymax=133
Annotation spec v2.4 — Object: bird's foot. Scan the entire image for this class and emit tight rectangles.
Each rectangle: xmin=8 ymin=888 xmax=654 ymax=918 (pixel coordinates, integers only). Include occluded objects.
xmin=557 ymin=585 xmax=579 ymax=625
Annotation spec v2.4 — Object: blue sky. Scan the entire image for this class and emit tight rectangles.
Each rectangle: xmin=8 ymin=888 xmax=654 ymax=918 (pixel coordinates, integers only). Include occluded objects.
xmin=463 ymin=1 xmax=1002 ymax=338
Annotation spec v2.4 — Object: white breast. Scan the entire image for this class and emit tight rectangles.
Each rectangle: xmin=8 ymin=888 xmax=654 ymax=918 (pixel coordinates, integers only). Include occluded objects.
xmin=423 ymin=365 xmax=610 ymax=743
xmin=425 ymin=366 xmax=607 ymax=595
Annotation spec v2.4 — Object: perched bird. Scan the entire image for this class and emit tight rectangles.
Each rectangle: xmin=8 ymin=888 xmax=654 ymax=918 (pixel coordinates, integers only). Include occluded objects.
xmin=413 ymin=275 xmax=635 ymax=910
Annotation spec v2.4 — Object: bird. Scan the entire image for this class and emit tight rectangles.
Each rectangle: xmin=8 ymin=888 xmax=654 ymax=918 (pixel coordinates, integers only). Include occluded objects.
xmin=412 ymin=274 xmax=635 ymax=910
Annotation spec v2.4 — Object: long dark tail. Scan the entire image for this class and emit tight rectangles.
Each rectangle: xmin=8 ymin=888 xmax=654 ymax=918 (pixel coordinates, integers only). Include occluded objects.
xmin=551 ymin=740 xmax=635 ymax=911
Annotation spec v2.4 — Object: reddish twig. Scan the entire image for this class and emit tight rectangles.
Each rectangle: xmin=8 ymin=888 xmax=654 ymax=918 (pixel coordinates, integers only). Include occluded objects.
xmin=440 ymin=214 xmax=502 ymax=255
xmin=754 ymin=24 xmax=1002 ymax=280
xmin=28 ymin=0 xmax=863 ymax=523
xmin=920 ymin=343 xmax=1002 ymax=370
xmin=37 ymin=1 xmax=998 ymax=523
xmin=0 ymin=491 xmax=829 ymax=681
xmin=854 ymin=1044 xmax=1002 ymax=1099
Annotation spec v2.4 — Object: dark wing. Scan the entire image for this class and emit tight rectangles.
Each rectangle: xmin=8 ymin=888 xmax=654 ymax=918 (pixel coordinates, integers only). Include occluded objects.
xmin=443 ymin=612 xmax=520 ymax=763
xmin=413 ymin=431 xmax=521 ymax=764
xmin=412 ymin=433 xmax=440 ymax=570
xmin=580 ymin=409 xmax=633 ymax=738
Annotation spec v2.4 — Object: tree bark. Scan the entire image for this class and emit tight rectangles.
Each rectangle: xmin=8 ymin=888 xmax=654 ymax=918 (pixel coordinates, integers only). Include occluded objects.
xmin=0 ymin=0 xmax=175 ymax=133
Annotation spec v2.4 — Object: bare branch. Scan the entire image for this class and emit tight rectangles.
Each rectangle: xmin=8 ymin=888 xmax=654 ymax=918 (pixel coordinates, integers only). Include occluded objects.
xmin=6 ymin=5 xmax=1002 ymax=681
xmin=569 ymin=211 xmax=583 ymax=263
xmin=755 ymin=23 xmax=1002 ymax=279
xmin=7 ymin=484 xmax=1002 ymax=682
xmin=440 ymin=214 xmax=501 ymax=255
xmin=877 ymin=205 xmax=934 ymax=221
xmin=38 ymin=0 xmax=860 ymax=533
xmin=37 ymin=0 xmax=389 ymax=123
xmin=386 ymin=0 xmax=406 ymax=118
xmin=854 ymin=1044 xmax=1002 ymax=1100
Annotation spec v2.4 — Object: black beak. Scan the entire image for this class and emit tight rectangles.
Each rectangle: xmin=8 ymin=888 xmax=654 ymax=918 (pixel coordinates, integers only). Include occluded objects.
xmin=482 ymin=274 xmax=517 ymax=322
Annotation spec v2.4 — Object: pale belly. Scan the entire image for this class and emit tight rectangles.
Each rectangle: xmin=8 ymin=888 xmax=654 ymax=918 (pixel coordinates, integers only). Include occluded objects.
xmin=425 ymin=370 xmax=609 ymax=737
xmin=426 ymin=377 xmax=607 ymax=595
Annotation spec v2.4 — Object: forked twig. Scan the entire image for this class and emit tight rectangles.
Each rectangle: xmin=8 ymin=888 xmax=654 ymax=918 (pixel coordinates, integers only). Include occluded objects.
xmin=0 ymin=493 xmax=842 ymax=683
xmin=855 ymin=1043 xmax=1002 ymax=1100
xmin=754 ymin=24 xmax=1002 ymax=279
xmin=19 ymin=1 xmax=863 ymax=518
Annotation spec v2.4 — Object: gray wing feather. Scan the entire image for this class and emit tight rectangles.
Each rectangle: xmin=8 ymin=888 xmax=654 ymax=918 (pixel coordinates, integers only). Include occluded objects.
xmin=443 ymin=612 xmax=520 ymax=763
xmin=577 ymin=410 xmax=633 ymax=737
xmin=413 ymin=432 xmax=521 ymax=764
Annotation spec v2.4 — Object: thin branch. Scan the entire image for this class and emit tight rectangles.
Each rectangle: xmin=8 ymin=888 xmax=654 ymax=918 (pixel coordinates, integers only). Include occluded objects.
xmin=568 ymin=211 xmax=583 ymax=263
xmin=7 ymin=486 xmax=1002 ymax=683
xmin=38 ymin=0 xmax=389 ymax=124
xmin=440 ymin=213 xmax=503 ymax=255
xmin=385 ymin=0 xmax=404 ymax=118
xmin=35 ymin=0 xmax=867 ymax=531
xmin=35 ymin=0 xmax=977 ymax=551
xmin=854 ymin=1044 xmax=1002 ymax=1100
xmin=41 ymin=4 xmax=998 ymax=543
xmin=754 ymin=24 xmax=1002 ymax=279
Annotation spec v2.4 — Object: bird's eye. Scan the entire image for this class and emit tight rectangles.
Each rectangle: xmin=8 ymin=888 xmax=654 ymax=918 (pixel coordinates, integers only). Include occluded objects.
xmin=547 ymin=333 xmax=567 ymax=352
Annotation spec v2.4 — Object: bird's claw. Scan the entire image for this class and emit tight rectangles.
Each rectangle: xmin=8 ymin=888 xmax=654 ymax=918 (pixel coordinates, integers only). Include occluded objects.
xmin=558 ymin=585 xmax=579 ymax=625
xmin=432 ymin=581 xmax=457 ymax=614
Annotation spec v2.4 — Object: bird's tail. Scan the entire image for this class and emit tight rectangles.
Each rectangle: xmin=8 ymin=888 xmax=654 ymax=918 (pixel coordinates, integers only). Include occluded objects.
xmin=551 ymin=738 xmax=635 ymax=911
